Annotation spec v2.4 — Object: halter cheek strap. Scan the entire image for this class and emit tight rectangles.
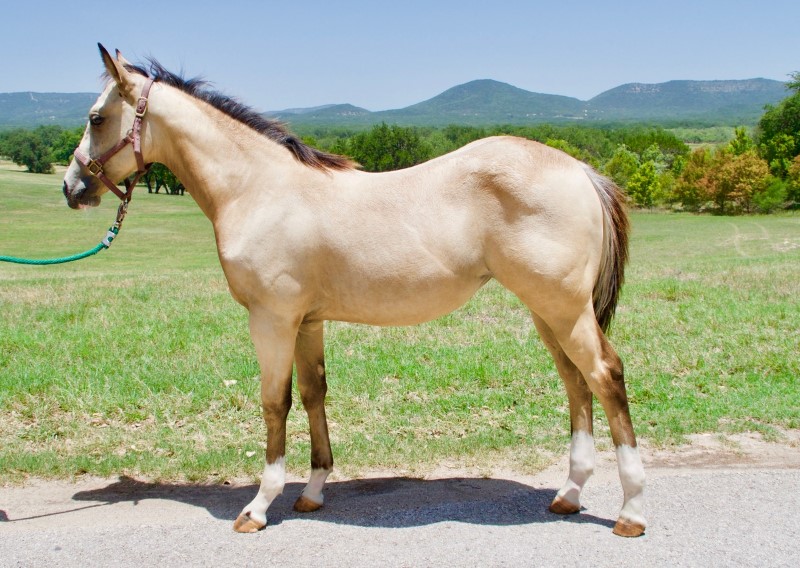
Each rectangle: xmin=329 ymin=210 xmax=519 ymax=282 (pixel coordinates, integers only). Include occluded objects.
xmin=73 ymin=78 xmax=155 ymax=202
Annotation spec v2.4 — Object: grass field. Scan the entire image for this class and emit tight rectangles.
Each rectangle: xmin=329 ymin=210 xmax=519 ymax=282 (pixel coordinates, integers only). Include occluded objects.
xmin=1 ymin=161 xmax=798 ymax=483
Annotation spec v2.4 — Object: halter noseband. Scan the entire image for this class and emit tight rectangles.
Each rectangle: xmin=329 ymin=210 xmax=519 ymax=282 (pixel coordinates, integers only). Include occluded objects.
xmin=73 ymin=78 xmax=155 ymax=202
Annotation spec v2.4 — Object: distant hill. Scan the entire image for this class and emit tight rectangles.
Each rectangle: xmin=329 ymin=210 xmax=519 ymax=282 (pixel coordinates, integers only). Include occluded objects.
xmin=0 ymin=92 xmax=96 ymax=129
xmin=0 ymin=78 xmax=788 ymax=130
xmin=271 ymin=78 xmax=787 ymax=127
xmin=378 ymin=79 xmax=586 ymax=124
xmin=269 ymin=80 xmax=587 ymax=126
xmin=271 ymin=103 xmax=373 ymax=125
xmin=586 ymin=79 xmax=786 ymax=123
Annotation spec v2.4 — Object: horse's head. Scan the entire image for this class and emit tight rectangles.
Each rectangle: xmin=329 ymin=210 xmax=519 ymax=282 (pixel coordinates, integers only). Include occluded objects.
xmin=63 ymin=44 xmax=151 ymax=209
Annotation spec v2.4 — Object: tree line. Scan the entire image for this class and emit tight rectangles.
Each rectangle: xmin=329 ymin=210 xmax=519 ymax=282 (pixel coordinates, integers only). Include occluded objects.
xmin=0 ymin=125 xmax=82 ymax=174
xmin=0 ymin=125 xmax=184 ymax=194
xmin=2 ymin=73 xmax=798 ymax=214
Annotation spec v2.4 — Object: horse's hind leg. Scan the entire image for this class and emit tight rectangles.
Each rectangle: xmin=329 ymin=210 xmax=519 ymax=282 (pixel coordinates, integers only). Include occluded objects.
xmin=541 ymin=306 xmax=646 ymax=537
xmin=293 ymin=321 xmax=333 ymax=513
xmin=531 ymin=314 xmax=595 ymax=516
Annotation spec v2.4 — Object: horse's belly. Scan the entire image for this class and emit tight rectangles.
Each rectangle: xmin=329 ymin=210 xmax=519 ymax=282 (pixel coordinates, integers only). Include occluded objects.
xmin=319 ymin=271 xmax=490 ymax=326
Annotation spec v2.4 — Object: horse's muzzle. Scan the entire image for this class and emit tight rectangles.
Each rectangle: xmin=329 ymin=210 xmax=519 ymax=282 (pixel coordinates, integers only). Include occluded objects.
xmin=63 ymin=180 xmax=80 ymax=209
xmin=63 ymin=180 xmax=100 ymax=209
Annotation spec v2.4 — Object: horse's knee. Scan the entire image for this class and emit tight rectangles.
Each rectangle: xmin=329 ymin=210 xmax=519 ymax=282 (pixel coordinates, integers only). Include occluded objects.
xmin=298 ymin=362 xmax=327 ymax=409
xmin=261 ymin=398 xmax=291 ymax=422
xmin=260 ymin=378 xmax=293 ymax=419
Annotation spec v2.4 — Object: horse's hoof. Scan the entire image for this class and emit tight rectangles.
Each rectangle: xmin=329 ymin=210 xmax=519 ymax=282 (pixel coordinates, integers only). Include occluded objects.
xmin=233 ymin=512 xmax=266 ymax=533
xmin=549 ymin=495 xmax=580 ymax=515
xmin=293 ymin=495 xmax=323 ymax=513
xmin=612 ymin=518 xmax=646 ymax=538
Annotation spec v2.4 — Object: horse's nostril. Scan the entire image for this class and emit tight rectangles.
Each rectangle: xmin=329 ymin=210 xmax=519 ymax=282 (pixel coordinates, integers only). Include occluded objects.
xmin=62 ymin=181 xmax=70 ymax=198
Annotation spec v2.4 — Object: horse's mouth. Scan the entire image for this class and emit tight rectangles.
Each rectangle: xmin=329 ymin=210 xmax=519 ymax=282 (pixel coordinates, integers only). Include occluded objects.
xmin=64 ymin=181 xmax=101 ymax=210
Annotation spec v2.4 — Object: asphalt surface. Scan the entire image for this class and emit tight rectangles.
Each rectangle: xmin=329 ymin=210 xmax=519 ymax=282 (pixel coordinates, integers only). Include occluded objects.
xmin=2 ymin=442 xmax=798 ymax=568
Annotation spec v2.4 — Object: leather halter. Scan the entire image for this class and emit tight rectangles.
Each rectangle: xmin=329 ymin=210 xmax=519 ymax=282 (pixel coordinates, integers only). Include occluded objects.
xmin=73 ymin=78 xmax=155 ymax=202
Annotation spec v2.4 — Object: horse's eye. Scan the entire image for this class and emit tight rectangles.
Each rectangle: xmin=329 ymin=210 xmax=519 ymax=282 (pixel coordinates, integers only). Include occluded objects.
xmin=90 ymin=115 xmax=104 ymax=126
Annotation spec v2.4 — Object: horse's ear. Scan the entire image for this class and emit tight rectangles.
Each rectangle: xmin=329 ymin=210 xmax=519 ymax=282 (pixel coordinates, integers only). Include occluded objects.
xmin=98 ymin=43 xmax=135 ymax=96
xmin=115 ymin=49 xmax=133 ymax=68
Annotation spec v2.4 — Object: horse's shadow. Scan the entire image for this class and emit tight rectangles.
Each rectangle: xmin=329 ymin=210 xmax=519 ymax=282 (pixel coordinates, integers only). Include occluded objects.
xmin=69 ymin=475 xmax=615 ymax=530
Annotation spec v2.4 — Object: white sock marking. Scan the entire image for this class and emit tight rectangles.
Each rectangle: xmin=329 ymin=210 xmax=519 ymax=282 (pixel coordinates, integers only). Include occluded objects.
xmin=301 ymin=468 xmax=331 ymax=505
xmin=616 ymin=445 xmax=647 ymax=527
xmin=240 ymin=457 xmax=286 ymax=526
xmin=556 ymin=430 xmax=595 ymax=506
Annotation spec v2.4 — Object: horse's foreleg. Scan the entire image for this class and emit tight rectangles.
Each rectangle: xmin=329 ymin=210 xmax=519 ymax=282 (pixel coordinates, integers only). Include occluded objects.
xmin=233 ymin=312 xmax=298 ymax=533
xmin=548 ymin=307 xmax=646 ymax=538
xmin=532 ymin=315 xmax=595 ymax=516
xmin=293 ymin=321 xmax=333 ymax=513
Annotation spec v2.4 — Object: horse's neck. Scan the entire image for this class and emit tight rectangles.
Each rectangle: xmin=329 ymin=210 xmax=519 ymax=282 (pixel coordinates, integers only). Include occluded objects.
xmin=147 ymin=88 xmax=289 ymax=222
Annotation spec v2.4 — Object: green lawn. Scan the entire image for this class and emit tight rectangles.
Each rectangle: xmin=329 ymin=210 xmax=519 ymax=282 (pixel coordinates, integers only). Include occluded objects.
xmin=1 ymin=161 xmax=798 ymax=483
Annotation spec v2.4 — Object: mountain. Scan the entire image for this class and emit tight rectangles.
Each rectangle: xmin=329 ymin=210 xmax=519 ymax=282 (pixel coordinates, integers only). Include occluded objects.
xmin=586 ymin=79 xmax=786 ymax=123
xmin=0 ymin=78 xmax=788 ymax=130
xmin=378 ymin=79 xmax=585 ymax=124
xmin=270 ymin=80 xmax=587 ymax=126
xmin=0 ymin=92 xmax=97 ymax=128
xmin=271 ymin=103 xmax=373 ymax=125
xmin=271 ymin=78 xmax=786 ymax=127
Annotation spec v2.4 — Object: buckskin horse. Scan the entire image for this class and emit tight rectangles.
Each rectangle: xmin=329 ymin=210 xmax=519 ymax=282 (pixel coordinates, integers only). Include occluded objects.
xmin=62 ymin=45 xmax=646 ymax=537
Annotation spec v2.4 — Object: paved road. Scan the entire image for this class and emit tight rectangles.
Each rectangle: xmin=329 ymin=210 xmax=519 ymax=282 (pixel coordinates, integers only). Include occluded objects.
xmin=3 ymin=439 xmax=799 ymax=568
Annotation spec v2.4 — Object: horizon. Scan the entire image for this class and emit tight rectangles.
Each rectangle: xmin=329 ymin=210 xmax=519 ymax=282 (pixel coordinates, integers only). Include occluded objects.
xmin=1 ymin=1 xmax=798 ymax=112
xmin=1 ymin=77 xmax=788 ymax=115
xmin=273 ymin=77 xmax=789 ymax=113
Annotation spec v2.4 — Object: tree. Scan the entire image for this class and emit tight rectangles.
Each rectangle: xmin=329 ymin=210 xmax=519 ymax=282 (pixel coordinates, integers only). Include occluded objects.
xmin=728 ymin=127 xmax=754 ymax=156
xmin=757 ymin=73 xmax=800 ymax=177
xmin=441 ymin=125 xmax=486 ymax=148
xmin=626 ymin=161 xmax=659 ymax=208
xmin=143 ymin=163 xmax=185 ymax=195
xmin=50 ymin=127 xmax=85 ymax=165
xmin=752 ymin=178 xmax=788 ymax=213
xmin=720 ymin=150 xmax=771 ymax=213
xmin=604 ymin=144 xmax=639 ymax=188
xmin=611 ymin=127 xmax=689 ymax=169
xmin=762 ymin=133 xmax=796 ymax=178
xmin=695 ymin=149 xmax=771 ymax=214
xmin=333 ymin=123 xmax=432 ymax=172
xmin=0 ymin=127 xmax=54 ymax=173
xmin=673 ymin=148 xmax=712 ymax=211
xmin=787 ymin=155 xmax=800 ymax=203
xmin=788 ymin=71 xmax=800 ymax=91
xmin=545 ymin=138 xmax=587 ymax=162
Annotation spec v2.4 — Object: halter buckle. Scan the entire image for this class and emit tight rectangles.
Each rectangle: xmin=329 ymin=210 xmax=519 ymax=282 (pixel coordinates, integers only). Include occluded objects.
xmin=135 ymin=96 xmax=148 ymax=118
xmin=87 ymin=159 xmax=104 ymax=177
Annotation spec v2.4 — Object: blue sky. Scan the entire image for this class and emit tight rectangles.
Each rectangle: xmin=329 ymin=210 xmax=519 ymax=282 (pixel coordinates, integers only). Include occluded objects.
xmin=2 ymin=0 xmax=798 ymax=111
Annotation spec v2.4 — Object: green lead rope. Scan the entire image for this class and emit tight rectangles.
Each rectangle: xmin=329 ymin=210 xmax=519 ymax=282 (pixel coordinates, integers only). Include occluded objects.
xmin=0 ymin=242 xmax=107 ymax=265
xmin=0 ymin=202 xmax=128 ymax=266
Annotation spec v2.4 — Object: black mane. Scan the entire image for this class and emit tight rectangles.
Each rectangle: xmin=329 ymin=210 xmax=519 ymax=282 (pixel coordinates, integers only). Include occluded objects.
xmin=123 ymin=59 xmax=353 ymax=171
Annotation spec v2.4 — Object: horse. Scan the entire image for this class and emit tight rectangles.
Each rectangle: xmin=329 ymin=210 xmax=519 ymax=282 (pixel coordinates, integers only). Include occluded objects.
xmin=62 ymin=45 xmax=646 ymax=537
